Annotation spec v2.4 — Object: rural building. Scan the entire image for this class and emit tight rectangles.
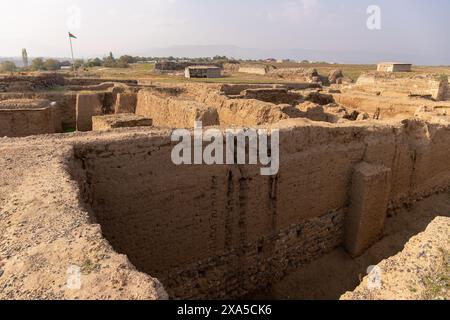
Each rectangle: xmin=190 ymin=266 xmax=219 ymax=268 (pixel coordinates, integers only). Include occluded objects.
xmin=155 ymin=61 xmax=191 ymax=71
xmin=377 ymin=62 xmax=412 ymax=73
xmin=185 ymin=66 xmax=222 ymax=78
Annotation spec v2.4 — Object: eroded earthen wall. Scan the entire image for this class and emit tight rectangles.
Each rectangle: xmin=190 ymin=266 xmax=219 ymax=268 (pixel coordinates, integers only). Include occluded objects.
xmin=135 ymin=88 xmax=288 ymax=128
xmin=135 ymin=90 xmax=219 ymax=128
xmin=0 ymin=107 xmax=61 ymax=137
xmin=76 ymin=93 xmax=103 ymax=131
xmin=0 ymin=92 xmax=77 ymax=130
xmin=356 ymin=73 xmax=448 ymax=101
xmin=73 ymin=119 xmax=450 ymax=299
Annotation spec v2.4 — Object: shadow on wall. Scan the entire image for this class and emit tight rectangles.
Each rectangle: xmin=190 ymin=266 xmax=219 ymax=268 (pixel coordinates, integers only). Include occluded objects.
xmin=249 ymin=191 xmax=450 ymax=300
xmin=70 ymin=118 xmax=450 ymax=299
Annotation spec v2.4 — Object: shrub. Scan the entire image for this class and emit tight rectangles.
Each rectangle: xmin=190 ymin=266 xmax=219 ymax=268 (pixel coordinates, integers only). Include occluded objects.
xmin=31 ymin=58 xmax=45 ymax=71
xmin=0 ymin=61 xmax=17 ymax=72
xmin=44 ymin=59 xmax=61 ymax=71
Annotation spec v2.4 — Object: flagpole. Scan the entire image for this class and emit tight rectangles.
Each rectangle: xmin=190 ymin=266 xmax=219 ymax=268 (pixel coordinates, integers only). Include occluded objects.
xmin=69 ymin=33 xmax=75 ymax=75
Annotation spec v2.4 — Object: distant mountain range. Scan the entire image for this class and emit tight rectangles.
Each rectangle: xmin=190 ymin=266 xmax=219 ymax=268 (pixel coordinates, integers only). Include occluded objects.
xmin=2 ymin=45 xmax=448 ymax=66
xmin=142 ymin=45 xmax=448 ymax=65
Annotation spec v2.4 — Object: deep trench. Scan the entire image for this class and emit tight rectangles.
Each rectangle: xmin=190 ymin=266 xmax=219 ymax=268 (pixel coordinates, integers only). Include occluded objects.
xmin=72 ymin=139 xmax=450 ymax=300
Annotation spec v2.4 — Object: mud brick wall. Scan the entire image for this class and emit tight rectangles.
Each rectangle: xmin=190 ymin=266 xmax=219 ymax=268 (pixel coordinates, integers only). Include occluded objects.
xmin=76 ymin=93 xmax=103 ymax=131
xmin=136 ymin=90 xmax=219 ymax=128
xmin=342 ymin=216 xmax=450 ymax=300
xmin=241 ymin=88 xmax=303 ymax=104
xmin=220 ymin=83 xmax=319 ymax=96
xmin=92 ymin=114 xmax=152 ymax=131
xmin=65 ymin=78 xmax=137 ymax=86
xmin=0 ymin=74 xmax=65 ymax=92
xmin=345 ymin=162 xmax=392 ymax=257
xmin=0 ymin=107 xmax=61 ymax=137
xmin=238 ymin=66 xmax=270 ymax=75
xmin=356 ymin=73 xmax=448 ymax=101
xmin=0 ymin=92 xmax=77 ymax=130
xmin=115 ymin=93 xmax=137 ymax=114
xmin=72 ymin=119 xmax=450 ymax=299
xmin=136 ymin=88 xmax=288 ymax=128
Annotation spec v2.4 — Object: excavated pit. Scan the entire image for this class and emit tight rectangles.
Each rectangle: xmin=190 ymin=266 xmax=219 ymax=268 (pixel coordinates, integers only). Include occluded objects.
xmin=70 ymin=117 xmax=450 ymax=300
xmin=2 ymin=75 xmax=449 ymax=300
xmin=72 ymin=134 xmax=347 ymax=299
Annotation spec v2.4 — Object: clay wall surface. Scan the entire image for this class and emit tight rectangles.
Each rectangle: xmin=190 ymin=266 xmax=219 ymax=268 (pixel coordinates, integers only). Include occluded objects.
xmin=66 ymin=82 xmax=116 ymax=92
xmin=0 ymin=92 xmax=78 ymax=130
xmin=333 ymin=91 xmax=450 ymax=120
xmin=220 ymin=83 xmax=319 ymax=96
xmin=0 ymin=101 xmax=61 ymax=137
xmin=135 ymin=90 xmax=219 ymax=128
xmin=73 ymin=119 xmax=450 ymax=299
xmin=356 ymin=73 xmax=448 ymax=101
xmin=65 ymin=78 xmax=138 ymax=86
xmin=222 ymin=63 xmax=240 ymax=73
xmin=267 ymin=68 xmax=323 ymax=83
xmin=342 ymin=216 xmax=450 ymax=300
xmin=115 ymin=93 xmax=137 ymax=114
xmin=0 ymin=136 xmax=168 ymax=300
xmin=76 ymin=93 xmax=104 ymax=131
xmin=182 ymin=84 xmax=289 ymax=126
xmin=92 ymin=114 xmax=152 ymax=131
xmin=185 ymin=67 xmax=222 ymax=79
xmin=239 ymin=88 xmax=304 ymax=104
xmin=0 ymin=73 xmax=65 ymax=92
xmin=377 ymin=63 xmax=412 ymax=72
xmin=238 ymin=66 xmax=270 ymax=75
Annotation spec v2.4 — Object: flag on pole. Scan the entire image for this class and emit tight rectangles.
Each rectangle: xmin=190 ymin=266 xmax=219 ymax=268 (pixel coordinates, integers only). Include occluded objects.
xmin=68 ymin=32 xmax=77 ymax=74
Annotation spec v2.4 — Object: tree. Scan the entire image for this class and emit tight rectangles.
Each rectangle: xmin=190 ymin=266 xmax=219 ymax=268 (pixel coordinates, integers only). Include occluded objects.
xmin=0 ymin=61 xmax=17 ymax=72
xmin=31 ymin=58 xmax=45 ymax=71
xmin=102 ymin=53 xmax=116 ymax=67
xmin=22 ymin=49 xmax=28 ymax=67
xmin=115 ymin=60 xmax=129 ymax=68
xmin=44 ymin=58 xmax=61 ymax=71
xmin=119 ymin=55 xmax=135 ymax=64
xmin=85 ymin=58 xmax=102 ymax=68
xmin=73 ymin=59 xmax=85 ymax=69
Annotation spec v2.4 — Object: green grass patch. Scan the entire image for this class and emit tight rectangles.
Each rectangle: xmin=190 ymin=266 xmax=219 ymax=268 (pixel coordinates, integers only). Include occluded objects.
xmin=80 ymin=258 xmax=100 ymax=274
xmin=422 ymin=249 xmax=449 ymax=300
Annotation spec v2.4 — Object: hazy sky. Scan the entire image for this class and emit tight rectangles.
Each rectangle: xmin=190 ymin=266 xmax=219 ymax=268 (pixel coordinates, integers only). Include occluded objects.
xmin=1 ymin=0 xmax=449 ymax=64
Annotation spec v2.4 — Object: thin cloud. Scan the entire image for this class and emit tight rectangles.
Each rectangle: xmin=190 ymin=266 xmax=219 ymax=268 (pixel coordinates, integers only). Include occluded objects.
xmin=267 ymin=0 xmax=319 ymax=21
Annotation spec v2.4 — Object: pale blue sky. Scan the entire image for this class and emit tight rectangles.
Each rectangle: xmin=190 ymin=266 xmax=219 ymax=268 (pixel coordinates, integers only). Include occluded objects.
xmin=1 ymin=0 xmax=449 ymax=64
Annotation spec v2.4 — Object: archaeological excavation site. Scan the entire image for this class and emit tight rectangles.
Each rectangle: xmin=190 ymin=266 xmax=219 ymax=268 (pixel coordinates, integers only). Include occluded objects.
xmin=0 ymin=68 xmax=449 ymax=301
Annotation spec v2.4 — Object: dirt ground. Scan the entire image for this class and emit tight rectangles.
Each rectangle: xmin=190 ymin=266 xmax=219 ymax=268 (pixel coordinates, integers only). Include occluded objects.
xmin=1 ymin=70 xmax=449 ymax=300
xmin=24 ymin=62 xmax=450 ymax=84
xmin=0 ymin=129 xmax=170 ymax=300
xmin=248 ymin=192 xmax=450 ymax=300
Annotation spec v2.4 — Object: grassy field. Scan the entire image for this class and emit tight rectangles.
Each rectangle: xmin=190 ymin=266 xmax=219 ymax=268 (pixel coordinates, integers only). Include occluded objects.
xmin=78 ymin=64 xmax=301 ymax=84
xmin=3 ymin=62 xmax=450 ymax=85
xmin=76 ymin=63 xmax=374 ymax=83
xmin=80 ymin=62 xmax=450 ymax=84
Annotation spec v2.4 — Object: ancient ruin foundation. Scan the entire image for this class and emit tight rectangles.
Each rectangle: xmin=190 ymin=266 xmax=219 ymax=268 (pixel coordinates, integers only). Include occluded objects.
xmin=69 ymin=117 xmax=450 ymax=299
xmin=1 ymin=73 xmax=450 ymax=301
xmin=0 ymin=99 xmax=61 ymax=137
